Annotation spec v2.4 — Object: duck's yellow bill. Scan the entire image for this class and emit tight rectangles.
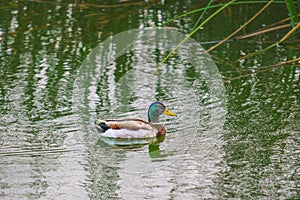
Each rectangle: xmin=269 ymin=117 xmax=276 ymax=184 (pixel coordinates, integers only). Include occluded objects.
xmin=164 ymin=108 xmax=177 ymax=116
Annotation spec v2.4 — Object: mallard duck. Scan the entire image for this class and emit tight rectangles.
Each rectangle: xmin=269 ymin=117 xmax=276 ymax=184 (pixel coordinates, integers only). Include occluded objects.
xmin=95 ymin=102 xmax=176 ymax=139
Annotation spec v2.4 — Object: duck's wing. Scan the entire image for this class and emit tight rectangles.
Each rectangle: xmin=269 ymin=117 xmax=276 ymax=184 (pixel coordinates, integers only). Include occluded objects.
xmin=96 ymin=119 xmax=153 ymax=130
xmin=95 ymin=119 xmax=157 ymax=138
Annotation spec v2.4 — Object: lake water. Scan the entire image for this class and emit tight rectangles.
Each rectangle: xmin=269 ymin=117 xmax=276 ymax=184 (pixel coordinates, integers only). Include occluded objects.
xmin=0 ymin=1 xmax=299 ymax=199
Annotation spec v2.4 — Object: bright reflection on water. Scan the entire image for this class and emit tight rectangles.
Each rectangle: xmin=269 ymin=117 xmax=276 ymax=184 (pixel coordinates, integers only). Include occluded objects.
xmin=72 ymin=27 xmax=226 ymax=199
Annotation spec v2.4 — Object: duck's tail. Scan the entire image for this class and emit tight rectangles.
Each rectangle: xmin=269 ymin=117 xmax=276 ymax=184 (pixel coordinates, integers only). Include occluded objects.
xmin=94 ymin=120 xmax=110 ymax=132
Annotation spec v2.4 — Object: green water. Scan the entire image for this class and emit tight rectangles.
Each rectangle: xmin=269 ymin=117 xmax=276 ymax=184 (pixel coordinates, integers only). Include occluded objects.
xmin=0 ymin=1 xmax=299 ymax=199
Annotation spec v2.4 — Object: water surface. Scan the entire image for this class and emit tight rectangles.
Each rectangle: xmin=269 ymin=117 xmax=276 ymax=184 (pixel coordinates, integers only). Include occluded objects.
xmin=0 ymin=1 xmax=299 ymax=199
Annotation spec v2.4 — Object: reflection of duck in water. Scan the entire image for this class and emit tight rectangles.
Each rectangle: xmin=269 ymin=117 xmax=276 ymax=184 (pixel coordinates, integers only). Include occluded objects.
xmin=95 ymin=102 xmax=176 ymax=141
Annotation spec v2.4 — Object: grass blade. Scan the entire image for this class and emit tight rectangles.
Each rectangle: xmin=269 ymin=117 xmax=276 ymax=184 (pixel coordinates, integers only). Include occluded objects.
xmin=285 ymin=0 xmax=300 ymax=27
xmin=224 ymin=57 xmax=300 ymax=82
xmin=191 ymin=0 xmax=214 ymax=31
xmin=162 ymin=1 xmax=286 ymax=26
xmin=236 ymin=22 xmax=300 ymax=62
xmin=155 ymin=0 xmax=237 ymax=73
xmin=206 ymin=0 xmax=274 ymax=52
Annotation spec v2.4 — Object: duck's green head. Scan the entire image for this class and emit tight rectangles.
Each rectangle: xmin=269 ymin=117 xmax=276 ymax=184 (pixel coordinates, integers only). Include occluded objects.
xmin=148 ymin=102 xmax=176 ymax=123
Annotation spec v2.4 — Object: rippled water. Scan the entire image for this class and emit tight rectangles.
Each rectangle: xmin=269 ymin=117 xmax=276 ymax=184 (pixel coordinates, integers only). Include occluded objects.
xmin=0 ymin=1 xmax=299 ymax=199
xmin=70 ymin=27 xmax=227 ymax=199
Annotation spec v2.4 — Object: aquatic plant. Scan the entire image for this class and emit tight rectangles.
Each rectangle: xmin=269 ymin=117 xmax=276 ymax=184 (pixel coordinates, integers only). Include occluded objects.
xmin=161 ymin=0 xmax=300 ymax=80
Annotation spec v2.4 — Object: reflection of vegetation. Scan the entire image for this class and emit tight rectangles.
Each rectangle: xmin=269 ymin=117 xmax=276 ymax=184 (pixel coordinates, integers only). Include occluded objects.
xmin=220 ymin=67 xmax=299 ymax=197
xmin=0 ymin=1 xmax=298 ymax=199
xmin=159 ymin=1 xmax=299 ymax=198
